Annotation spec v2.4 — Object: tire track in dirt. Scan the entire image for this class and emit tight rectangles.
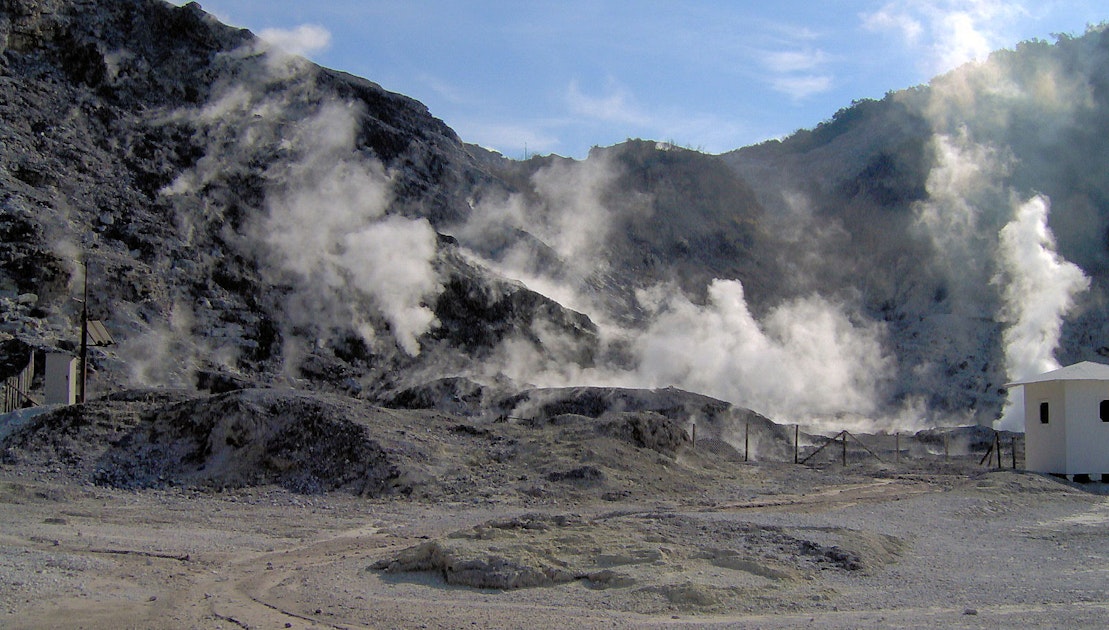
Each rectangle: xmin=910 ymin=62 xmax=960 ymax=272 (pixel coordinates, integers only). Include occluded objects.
xmin=710 ymin=478 xmax=939 ymax=513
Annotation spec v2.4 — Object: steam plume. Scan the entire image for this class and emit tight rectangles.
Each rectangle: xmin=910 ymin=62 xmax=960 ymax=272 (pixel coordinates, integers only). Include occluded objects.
xmin=633 ymin=280 xmax=893 ymax=423
xmin=995 ymin=195 xmax=1089 ymax=429
xmin=456 ymin=157 xmax=896 ymax=426
xmin=259 ymin=102 xmax=442 ymax=356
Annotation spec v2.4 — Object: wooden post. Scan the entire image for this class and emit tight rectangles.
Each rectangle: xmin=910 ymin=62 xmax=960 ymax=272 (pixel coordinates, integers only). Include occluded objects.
xmin=842 ymin=430 xmax=847 ymax=467
xmin=692 ymin=422 xmax=696 ymax=449
xmin=979 ymin=440 xmax=995 ymax=466
xmin=944 ymin=433 xmax=949 ymax=460
xmin=1011 ymin=436 xmax=1017 ymax=470
xmin=996 ymin=431 xmax=1002 ymax=469
xmin=744 ymin=419 xmax=749 ymax=462
xmin=78 ymin=261 xmax=88 ymax=404
xmin=794 ymin=425 xmax=799 ymax=464
xmin=895 ymin=432 xmax=900 ymax=465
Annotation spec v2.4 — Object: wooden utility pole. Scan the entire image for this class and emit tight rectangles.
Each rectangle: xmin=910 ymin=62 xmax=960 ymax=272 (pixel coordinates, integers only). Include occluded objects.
xmin=794 ymin=425 xmax=799 ymax=464
xmin=996 ymin=431 xmax=1003 ymax=469
xmin=78 ymin=260 xmax=88 ymax=404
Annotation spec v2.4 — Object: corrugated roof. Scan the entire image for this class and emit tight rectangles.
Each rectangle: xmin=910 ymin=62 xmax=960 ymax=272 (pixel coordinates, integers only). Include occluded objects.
xmin=86 ymin=320 xmax=114 ymax=346
xmin=1004 ymin=361 xmax=1109 ymax=387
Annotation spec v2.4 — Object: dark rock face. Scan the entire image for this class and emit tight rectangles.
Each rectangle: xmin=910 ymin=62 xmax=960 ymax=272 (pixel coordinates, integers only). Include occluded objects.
xmin=0 ymin=0 xmax=597 ymax=403
xmin=599 ymin=412 xmax=689 ymax=456
xmin=0 ymin=337 xmax=33 ymax=380
xmin=431 ymin=259 xmax=598 ymax=362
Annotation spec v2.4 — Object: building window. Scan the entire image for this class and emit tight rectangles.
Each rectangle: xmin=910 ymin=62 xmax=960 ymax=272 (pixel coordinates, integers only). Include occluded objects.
xmin=1040 ymin=401 xmax=1050 ymax=424
xmin=1101 ymin=400 xmax=1109 ymax=422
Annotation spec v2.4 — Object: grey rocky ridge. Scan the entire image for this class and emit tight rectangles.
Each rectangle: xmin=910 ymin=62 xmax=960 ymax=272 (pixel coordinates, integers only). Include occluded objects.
xmin=4 ymin=0 xmax=1109 ymax=429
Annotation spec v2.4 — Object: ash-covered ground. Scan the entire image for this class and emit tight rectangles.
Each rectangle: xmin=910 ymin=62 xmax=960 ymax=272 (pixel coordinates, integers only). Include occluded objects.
xmin=2 ymin=387 xmax=1107 ymax=629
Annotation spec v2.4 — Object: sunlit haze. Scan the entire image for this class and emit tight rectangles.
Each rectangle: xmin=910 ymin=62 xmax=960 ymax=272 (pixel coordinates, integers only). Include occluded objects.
xmin=173 ymin=1 xmax=1105 ymax=158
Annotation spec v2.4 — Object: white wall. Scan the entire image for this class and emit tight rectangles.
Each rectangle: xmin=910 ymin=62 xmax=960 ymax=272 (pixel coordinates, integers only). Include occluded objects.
xmin=1063 ymin=381 xmax=1109 ymax=475
xmin=1023 ymin=381 xmax=1066 ymax=473
xmin=44 ymin=353 xmax=76 ymax=406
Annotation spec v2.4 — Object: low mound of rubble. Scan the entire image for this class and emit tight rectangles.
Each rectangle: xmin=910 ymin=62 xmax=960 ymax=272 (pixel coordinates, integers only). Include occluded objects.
xmin=2 ymin=388 xmax=401 ymax=494
xmin=2 ymin=384 xmax=807 ymax=502
xmin=502 ymin=386 xmax=794 ymax=459
xmin=370 ymin=511 xmax=905 ymax=609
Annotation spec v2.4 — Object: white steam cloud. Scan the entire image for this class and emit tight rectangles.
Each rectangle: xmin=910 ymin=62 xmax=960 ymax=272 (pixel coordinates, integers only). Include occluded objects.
xmin=258 ymin=24 xmax=332 ymax=57
xmin=905 ymin=31 xmax=1100 ymax=429
xmin=995 ymin=195 xmax=1089 ymax=429
xmin=912 ymin=131 xmax=1008 ymax=309
xmin=455 ymin=154 xmax=630 ymax=316
xmin=260 ymin=102 xmax=441 ymax=356
xmin=862 ymin=0 xmax=1029 ymax=76
xmin=454 ymin=155 xmax=896 ymax=427
xmin=634 ymin=280 xmax=893 ymax=423
xmin=163 ymin=44 xmax=443 ymax=362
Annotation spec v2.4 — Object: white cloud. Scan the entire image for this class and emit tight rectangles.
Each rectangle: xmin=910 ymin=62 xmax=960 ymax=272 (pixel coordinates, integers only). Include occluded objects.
xmin=258 ymin=24 xmax=332 ymax=57
xmin=566 ymin=79 xmax=652 ymax=126
xmin=756 ymin=25 xmax=834 ymax=102
xmin=861 ymin=5 xmax=924 ymax=44
xmin=762 ymin=49 xmax=831 ymax=73
xmin=770 ymin=74 xmax=833 ymax=100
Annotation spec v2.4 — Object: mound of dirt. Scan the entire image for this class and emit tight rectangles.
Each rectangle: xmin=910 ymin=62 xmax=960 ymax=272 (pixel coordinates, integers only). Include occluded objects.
xmin=500 ymin=386 xmax=794 ymax=461
xmin=3 ymin=389 xmax=402 ymax=494
xmin=599 ymin=411 xmax=689 ymax=455
xmin=384 ymin=376 xmax=490 ymax=415
xmin=371 ymin=510 xmax=904 ymax=610
xmin=1 ymin=390 xmax=199 ymax=472
xmin=503 ymin=386 xmax=734 ymax=421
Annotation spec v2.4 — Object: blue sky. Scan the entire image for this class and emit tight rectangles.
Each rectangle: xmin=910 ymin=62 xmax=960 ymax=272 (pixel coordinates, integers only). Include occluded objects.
xmin=176 ymin=1 xmax=1106 ymax=159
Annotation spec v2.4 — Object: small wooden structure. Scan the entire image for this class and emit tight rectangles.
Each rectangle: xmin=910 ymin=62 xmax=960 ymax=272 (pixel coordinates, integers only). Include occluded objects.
xmin=1 ymin=343 xmax=36 ymax=413
xmin=1007 ymin=361 xmax=1109 ymax=479
xmin=45 ymin=353 xmax=78 ymax=406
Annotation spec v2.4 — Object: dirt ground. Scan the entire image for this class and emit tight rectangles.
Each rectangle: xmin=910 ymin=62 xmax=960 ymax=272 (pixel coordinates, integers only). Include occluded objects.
xmin=2 ymin=461 xmax=1108 ymax=628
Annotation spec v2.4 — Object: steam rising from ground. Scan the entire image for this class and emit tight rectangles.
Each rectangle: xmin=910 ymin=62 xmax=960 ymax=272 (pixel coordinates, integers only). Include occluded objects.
xmin=162 ymin=43 xmax=442 ymax=365
xmin=907 ymin=40 xmax=1097 ymax=430
xmin=259 ymin=102 xmax=440 ymax=356
xmin=459 ymin=31 xmax=1105 ymax=431
xmin=995 ymin=196 xmax=1089 ymax=429
xmin=913 ymin=132 xmax=1007 ymax=308
xmin=139 ymin=26 xmax=1105 ymax=432
xmin=633 ymin=280 xmax=893 ymax=422
xmin=457 ymin=157 xmax=896 ymax=426
xmin=455 ymin=155 xmax=626 ymax=310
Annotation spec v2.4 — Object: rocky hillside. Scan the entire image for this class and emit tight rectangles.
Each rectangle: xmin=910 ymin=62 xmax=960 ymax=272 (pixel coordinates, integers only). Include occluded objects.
xmin=3 ymin=0 xmax=1109 ymax=430
xmin=0 ymin=0 xmax=597 ymax=403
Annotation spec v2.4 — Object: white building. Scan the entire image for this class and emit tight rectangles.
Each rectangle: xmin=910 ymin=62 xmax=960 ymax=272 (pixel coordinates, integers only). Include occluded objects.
xmin=44 ymin=353 xmax=77 ymax=406
xmin=1007 ymin=361 xmax=1109 ymax=479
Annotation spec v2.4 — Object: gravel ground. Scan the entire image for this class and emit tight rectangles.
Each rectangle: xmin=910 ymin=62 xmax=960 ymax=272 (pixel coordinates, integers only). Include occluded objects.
xmin=1 ymin=394 xmax=1106 ymax=627
xmin=1 ymin=463 xmax=1107 ymax=628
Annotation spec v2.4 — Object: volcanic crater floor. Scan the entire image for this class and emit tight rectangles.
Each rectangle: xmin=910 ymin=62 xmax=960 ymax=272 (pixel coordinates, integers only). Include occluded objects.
xmin=1 ymin=392 xmax=1108 ymax=628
